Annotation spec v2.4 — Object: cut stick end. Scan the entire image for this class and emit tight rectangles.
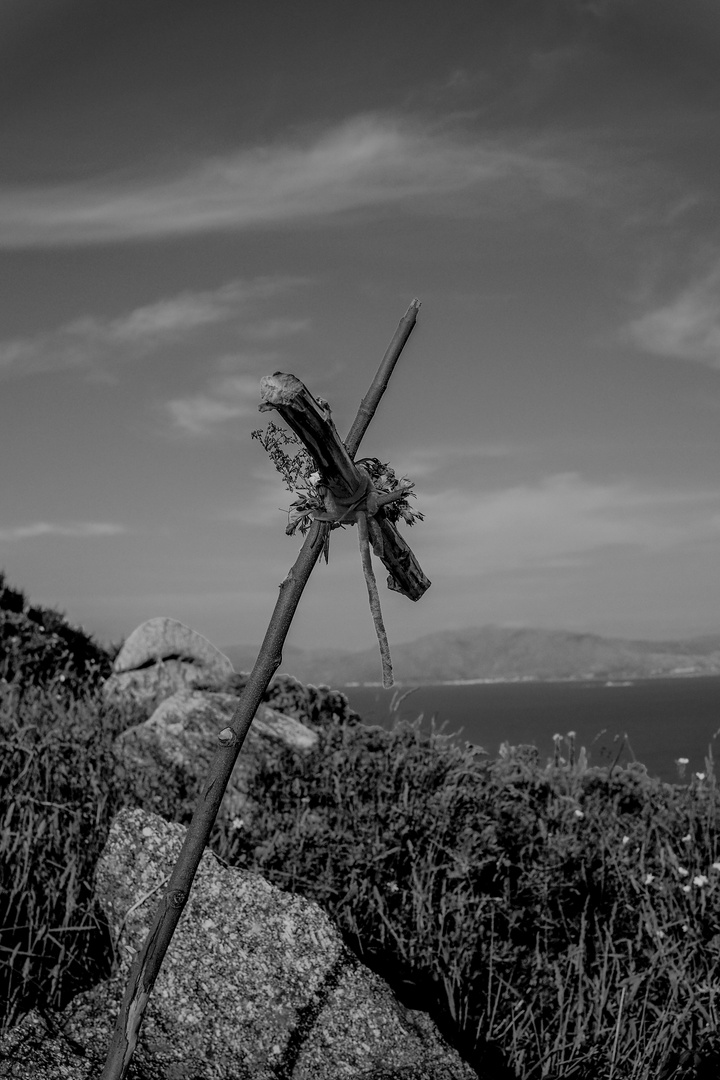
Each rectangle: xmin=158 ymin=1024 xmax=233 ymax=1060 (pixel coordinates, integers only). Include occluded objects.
xmin=259 ymin=372 xmax=304 ymax=408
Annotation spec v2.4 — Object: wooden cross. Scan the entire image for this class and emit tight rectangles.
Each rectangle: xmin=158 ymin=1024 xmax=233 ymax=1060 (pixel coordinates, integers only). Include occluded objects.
xmin=257 ymin=369 xmax=430 ymax=602
xmin=101 ymin=299 xmax=429 ymax=1079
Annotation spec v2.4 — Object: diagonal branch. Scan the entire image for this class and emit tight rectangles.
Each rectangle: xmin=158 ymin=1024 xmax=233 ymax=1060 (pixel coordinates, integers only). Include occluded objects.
xmin=345 ymin=299 xmax=421 ymax=458
xmin=101 ymin=303 xmax=424 ymax=1080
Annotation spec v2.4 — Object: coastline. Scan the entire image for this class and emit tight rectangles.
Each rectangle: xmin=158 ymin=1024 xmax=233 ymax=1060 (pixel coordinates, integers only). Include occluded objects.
xmin=343 ymin=671 xmax=720 ymax=689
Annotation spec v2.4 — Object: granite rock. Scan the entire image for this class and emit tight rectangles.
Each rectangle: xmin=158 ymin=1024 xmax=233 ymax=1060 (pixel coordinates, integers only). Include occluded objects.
xmin=0 ymin=809 xmax=478 ymax=1079
xmin=104 ymin=617 xmax=235 ymax=705
xmin=113 ymin=689 xmax=318 ymax=823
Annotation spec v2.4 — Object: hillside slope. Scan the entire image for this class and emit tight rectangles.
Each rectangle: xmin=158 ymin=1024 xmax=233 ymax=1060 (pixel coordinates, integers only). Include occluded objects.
xmin=224 ymin=626 xmax=720 ymax=685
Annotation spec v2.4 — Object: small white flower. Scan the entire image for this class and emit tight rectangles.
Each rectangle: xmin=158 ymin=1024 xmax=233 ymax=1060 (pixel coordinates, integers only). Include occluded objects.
xmin=677 ymin=757 xmax=690 ymax=765
xmin=574 ymin=809 xmax=584 ymax=819
xmin=231 ymin=816 xmax=245 ymax=831
xmin=656 ymin=929 xmax=666 ymax=938
xmin=553 ymin=733 xmax=562 ymax=742
xmin=694 ymin=875 xmax=709 ymax=888
xmin=567 ymin=731 xmax=576 ymax=739
xmin=696 ymin=772 xmax=707 ymax=781
xmin=682 ymin=885 xmax=691 ymax=894
xmin=622 ymin=836 xmax=630 ymax=846
xmin=712 ymin=862 xmax=720 ymax=872
xmin=387 ymin=882 xmax=399 ymax=894
xmin=677 ymin=866 xmax=689 ymax=877
xmin=682 ymin=833 xmax=692 ymax=843
xmin=644 ymin=873 xmax=655 ymax=885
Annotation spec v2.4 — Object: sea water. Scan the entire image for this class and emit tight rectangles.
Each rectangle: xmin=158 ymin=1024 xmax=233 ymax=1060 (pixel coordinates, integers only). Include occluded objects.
xmin=341 ymin=676 xmax=720 ymax=784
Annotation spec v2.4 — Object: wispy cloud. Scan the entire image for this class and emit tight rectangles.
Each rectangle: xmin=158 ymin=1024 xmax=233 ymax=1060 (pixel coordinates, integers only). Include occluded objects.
xmin=418 ymin=473 xmax=720 ymax=576
xmin=242 ymin=317 xmax=311 ymax=342
xmin=218 ymin=472 xmax=720 ymax=574
xmin=396 ymin=442 xmax=519 ymax=479
xmin=627 ymin=264 xmax=720 ymax=367
xmin=0 ymin=521 xmax=127 ymax=542
xmin=0 ymin=277 xmax=299 ymax=378
xmin=165 ymin=375 xmax=260 ymax=435
xmin=0 ymin=114 xmax=601 ymax=248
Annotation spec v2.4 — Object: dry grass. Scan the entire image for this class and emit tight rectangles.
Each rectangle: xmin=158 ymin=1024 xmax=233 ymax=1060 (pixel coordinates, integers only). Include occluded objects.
xmin=3 ymin=674 xmax=720 ymax=1078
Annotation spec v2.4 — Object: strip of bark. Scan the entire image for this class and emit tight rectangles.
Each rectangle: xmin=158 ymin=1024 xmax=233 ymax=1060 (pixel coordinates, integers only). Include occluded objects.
xmin=356 ymin=511 xmax=394 ymax=687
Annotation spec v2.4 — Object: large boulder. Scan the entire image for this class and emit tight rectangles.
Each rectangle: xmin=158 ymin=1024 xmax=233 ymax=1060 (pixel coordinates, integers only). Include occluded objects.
xmin=114 ymin=689 xmax=318 ymax=823
xmin=0 ymin=809 xmax=478 ymax=1079
xmin=104 ymin=617 xmax=235 ymax=705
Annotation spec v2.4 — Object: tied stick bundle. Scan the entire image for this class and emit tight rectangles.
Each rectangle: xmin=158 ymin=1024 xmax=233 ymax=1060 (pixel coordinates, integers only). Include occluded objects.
xmin=258 ymin=359 xmax=428 ymax=686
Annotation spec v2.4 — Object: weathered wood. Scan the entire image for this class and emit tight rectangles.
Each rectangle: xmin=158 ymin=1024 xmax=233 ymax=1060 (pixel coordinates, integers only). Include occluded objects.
xmin=259 ymin=373 xmax=359 ymax=494
xmin=373 ymin=513 xmax=430 ymax=600
xmin=259 ymin=372 xmax=430 ymax=601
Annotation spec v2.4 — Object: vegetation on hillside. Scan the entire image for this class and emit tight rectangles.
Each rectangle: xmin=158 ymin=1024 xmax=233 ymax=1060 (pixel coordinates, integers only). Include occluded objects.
xmin=2 ymin=575 xmax=720 ymax=1078
xmin=0 ymin=571 xmax=114 ymax=694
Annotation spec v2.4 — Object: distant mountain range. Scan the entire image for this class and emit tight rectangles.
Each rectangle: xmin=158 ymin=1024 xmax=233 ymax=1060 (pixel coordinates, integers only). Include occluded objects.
xmin=223 ymin=626 xmax=720 ymax=686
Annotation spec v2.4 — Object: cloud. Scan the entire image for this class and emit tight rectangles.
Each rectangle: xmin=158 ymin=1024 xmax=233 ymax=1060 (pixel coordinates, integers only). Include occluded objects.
xmin=0 ymin=521 xmax=126 ymax=542
xmin=219 ymin=472 xmax=720 ymax=580
xmin=396 ymin=442 xmax=519 ymax=479
xmin=242 ymin=317 xmax=312 ymax=342
xmin=0 ymin=114 xmax=598 ymax=248
xmin=417 ymin=473 xmax=720 ymax=576
xmin=0 ymin=277 xmax=299 ymax=378
xmin=628 ymin=266 xmax=720 ymax=367
xmin=165 ymin=375 xmax=260 ymax=435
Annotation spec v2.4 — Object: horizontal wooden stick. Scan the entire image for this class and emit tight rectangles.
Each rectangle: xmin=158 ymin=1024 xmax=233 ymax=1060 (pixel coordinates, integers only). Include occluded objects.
xmin=259 ymin=373 xmax=430 ymax=601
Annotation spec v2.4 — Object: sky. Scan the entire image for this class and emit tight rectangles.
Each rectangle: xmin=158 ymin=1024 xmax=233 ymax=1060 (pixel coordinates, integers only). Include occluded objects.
xmin=2 ymin=0 xmax=720 ymax=656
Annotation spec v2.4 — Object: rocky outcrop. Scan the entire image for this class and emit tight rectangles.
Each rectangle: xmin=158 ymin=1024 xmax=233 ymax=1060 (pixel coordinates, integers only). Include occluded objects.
xmin=1 ymin=615 xmax=481 ymax=1076
xmin=114 ymin=689 xmax=318 ymax=823
xmin=0 ymin=809 xmax=478 ymax=1079
xmin=104 ymin=617 xmax=235 ymax=704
